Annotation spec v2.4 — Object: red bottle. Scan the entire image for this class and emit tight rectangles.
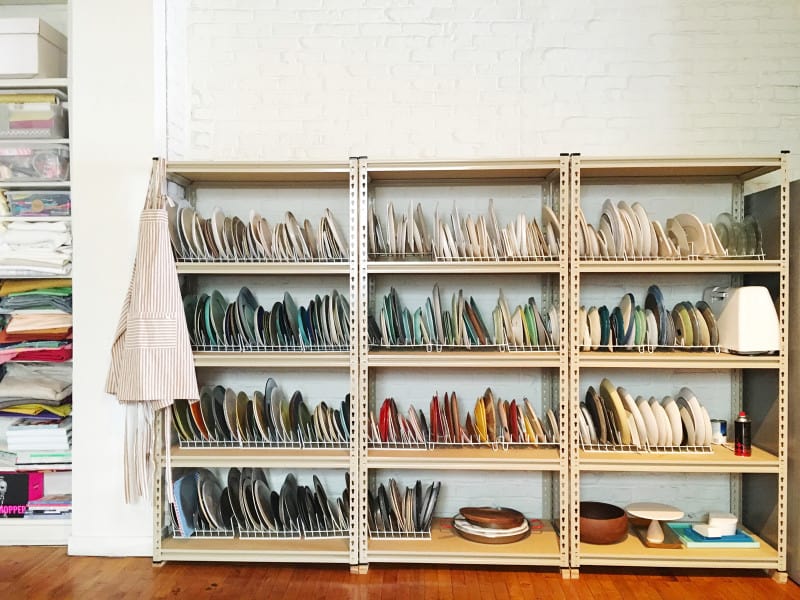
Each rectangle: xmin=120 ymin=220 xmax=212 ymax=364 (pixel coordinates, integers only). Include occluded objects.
xmin=734 ymin=411 xmax=752 ymax=457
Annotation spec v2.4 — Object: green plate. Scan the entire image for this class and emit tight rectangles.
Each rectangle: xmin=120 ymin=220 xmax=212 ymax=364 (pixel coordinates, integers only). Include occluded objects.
xmin=413 ymin=308 xmax=423 ymax=344
xmin=672 ymin=304 xmax=693 ymax=347
xmin=598 ymin=305 xmax=610 ymax=347
xmin=523 ymin=303 xmax=537 ymax=346
xmin=633 ymin=306 xmax=646 ymax=346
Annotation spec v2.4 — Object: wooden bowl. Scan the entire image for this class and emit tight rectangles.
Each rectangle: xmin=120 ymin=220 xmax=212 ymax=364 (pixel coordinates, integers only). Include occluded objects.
xmin=580 ymin=501 xmax=628 ymax=545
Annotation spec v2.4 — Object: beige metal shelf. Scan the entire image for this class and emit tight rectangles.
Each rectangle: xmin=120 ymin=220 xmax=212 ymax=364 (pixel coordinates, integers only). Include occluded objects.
xmin=176 ymin=262 xmax=349 ymax=275
xmin=367 ymin=447 xmax=561 ymax=471
xmin=166 ymin=447 xmax=349 ymax=469
xmin=364 ymin=159 xmax=562 ymax=182
xmin=166 ymin=161 xmax=350 ymax=185
xmin=367 ymin=518 xmax=562 ymax=566
xmin=577 ymin=351 xmax=780 ymax=370
xmin=578 ymin=259 xmax=782 ymax=274
xmin=579 ymin=444 xmax=779 ymax=473
xmin=159 ymin=536 xmax=350 ymax=563
xmin=575 ymin=156 xmax=782 ymax=181
xmin=192 ymin=351 xmax=350 ymax=368
xmin=367 ymin=260 xmax=562 ymax=274
xmin=579 ymin=527 xmax=778 ymax=569
xmin=368 ymin=350 xmax=561 ymax=368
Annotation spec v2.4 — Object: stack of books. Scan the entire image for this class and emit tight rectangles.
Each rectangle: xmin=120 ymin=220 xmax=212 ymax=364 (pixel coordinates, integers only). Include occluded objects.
xmin=25 ymin=493 xmax=71 ymax=519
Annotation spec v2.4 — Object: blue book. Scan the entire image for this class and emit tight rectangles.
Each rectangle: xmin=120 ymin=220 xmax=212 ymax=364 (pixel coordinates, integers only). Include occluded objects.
xmin=668 ymin=522 xmax=760 ymax=548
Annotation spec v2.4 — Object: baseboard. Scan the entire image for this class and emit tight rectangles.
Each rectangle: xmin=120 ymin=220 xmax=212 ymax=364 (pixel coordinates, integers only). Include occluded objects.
xmin=68 ymin=534 xmax=152 ymax=557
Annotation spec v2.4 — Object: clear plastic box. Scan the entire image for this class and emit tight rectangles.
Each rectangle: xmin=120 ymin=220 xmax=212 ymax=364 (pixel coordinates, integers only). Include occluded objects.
xmin=0 ymin=103 xmax=67 ymax=139
xmin=4 ymin=190 xmax=70 ymax=216
xmin=0 ymin=143 xmax=69 ymax=181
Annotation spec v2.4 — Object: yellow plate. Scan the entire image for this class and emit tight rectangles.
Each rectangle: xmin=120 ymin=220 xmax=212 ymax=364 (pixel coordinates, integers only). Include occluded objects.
xmin=523 ymin=412 xmax=536 ymax=443
xmin=474 ymin=397 xmax=488 ymax=443
xmin=483 ymin=388 xmax=496 ymax=442
xmin=599 ymin=378 xmax=631 ymax=445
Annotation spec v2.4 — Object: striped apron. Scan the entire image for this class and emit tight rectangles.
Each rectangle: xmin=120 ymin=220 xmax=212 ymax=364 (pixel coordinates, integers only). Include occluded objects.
xmin=106 ymin=159 xmax=198 ymax=502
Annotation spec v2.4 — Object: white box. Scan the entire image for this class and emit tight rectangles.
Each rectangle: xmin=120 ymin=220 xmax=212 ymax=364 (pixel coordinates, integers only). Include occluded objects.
xmin=707 ymin=511 xmax=738 ymax=536
xmin=0 ymin=18 xmax=67 ymax=79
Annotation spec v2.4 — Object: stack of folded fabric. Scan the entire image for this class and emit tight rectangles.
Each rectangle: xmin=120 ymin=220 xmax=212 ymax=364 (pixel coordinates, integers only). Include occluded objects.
xmin=0 ymin=279 xmax=72 ymax=364
xmin=0 ymin=362 xmax=72 ymax=422
xmin=0 ymin=221 xmax=72 ymax=276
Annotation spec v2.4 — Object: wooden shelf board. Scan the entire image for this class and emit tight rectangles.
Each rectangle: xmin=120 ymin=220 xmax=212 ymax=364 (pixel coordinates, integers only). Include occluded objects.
xmin=159 ymin=536 xmax=350 ymax=563
xmin=0 ymin=518 xmax=70 ymax=545
xmin=579 ymin=444 xmax=779 ymax=473
xmin=575 ymin=156 xmax=782 ymax=181
xmin=368 ymin=351 xmax=561 ymax=368
xmin=578 ymin=259 xmax=782 ymax=274
xmin=578 ymin=351 xmax=780 ymax=370
xmin=193 ymin=351 xmax=350 ymax=368
xmin=368 ymin=447 xmax=561 ymax=470
xmin=166 ymin=161 xmax=350 ymax=185
xmin=365 ymin=159 xmax=562 ymax=182
xmin=176 ymin=262 xmax=349 ymax=275
xmin=367 ymin=518 xmax=562 ymax=565
xmin=579 ymin=527 xmax=778 ymax=569
xmin=367 ymin=260 xmax=562 ymax=274
xmin=0 ymin=78 xmax=68 ymax=89
xmin=167 ymin=447 xmax=349 ymax=469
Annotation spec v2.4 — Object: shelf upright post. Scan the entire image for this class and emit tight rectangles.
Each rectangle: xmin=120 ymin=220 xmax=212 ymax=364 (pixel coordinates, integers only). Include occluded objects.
xmin=348 ymin=157 xmax=361 ymax=569
xmin=357 ymin=157 xmax=370 ymax=571
xmin=567 ymin=154 xmax=581 ymax=575
xmin=776 ymin=152 xmax=790 ymax=573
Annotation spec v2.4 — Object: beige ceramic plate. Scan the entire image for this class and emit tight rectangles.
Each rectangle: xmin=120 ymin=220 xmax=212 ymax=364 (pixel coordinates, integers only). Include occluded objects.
xmin=599 ymin=378 xmax=631 ymax=445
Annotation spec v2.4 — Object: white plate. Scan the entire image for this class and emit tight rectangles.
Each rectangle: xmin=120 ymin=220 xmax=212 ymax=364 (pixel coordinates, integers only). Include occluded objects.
xmin=580 ymin=403 xmax=598 ymax=443
xmin=705 ymin=222 xmax=726 ymax=257
xmin=578 ymin=408 xmax=591 ymax=444
xmin=627 ymin=412 xmax=641 ymax=447
xmin=602 ymin=199 xmax=624 ymax=257
xmin=666 ymin=218 xmax=690 ymax=257
xmin=652 ymin=221 xmax=672 ymax=258
xmin=679 ymin=406 xmax=695 ymax=447
xmin=620 ymin=387 xmax=647 ymax=449
xmin=662 ymin=397 xmax=683 ymax=447
xmin=618 ymin=204 xmax=638 ymax=257
xmin=675 ymin=213 xmax=708 ymax=256
xmin=700 ymin=406 xmax=713 ymax=447
xmin=631 ymin=203 xmax=653 ymax=258
xmin=649 ymin=397 xmax=671 ymax=446
xmin=598 ymin=216 xmax=616 ymax=257
xmin=645 ymin=308 xmax=658 ymax=347
xmin=587 ymin=307 xmax=601 ymax=350
xmin=636 ymin=396 xmax=659 ymax=446
xmin=679 ymin=387 xmax=707 ymax=446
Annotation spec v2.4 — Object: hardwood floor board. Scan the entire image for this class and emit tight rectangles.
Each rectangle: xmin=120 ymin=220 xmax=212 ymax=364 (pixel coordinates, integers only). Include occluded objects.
xmin=3 ymin=548 xmax=800 ymax=599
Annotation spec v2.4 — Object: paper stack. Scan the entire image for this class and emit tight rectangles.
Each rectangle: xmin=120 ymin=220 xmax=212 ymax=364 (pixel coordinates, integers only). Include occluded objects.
xmin=6 ymin=415 xmax=71 ymax=452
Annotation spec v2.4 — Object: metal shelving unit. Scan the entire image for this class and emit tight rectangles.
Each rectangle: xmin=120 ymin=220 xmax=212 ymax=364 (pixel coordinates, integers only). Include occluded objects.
xmin=357 ymin=157 xmax=571 ymax=574
xmin=567 ymin=154 xmax=789 ymax=580
xmin=152 ymin=160 xmax=361 ymax=568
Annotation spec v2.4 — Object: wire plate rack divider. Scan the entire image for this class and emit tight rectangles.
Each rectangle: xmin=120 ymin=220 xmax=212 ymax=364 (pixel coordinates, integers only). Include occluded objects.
xmin=580 ymin=442 xmax=714 ymax=454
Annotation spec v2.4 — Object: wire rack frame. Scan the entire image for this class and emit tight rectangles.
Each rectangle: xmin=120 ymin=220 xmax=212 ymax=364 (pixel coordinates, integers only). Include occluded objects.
xmin=169 ymin=524 xmax=235 ymax=540
xmin=367 ymin=342 xmax=559 ymax=352
xmin=368 ymin=529 xmax=432 ymax=540
xmin=579 ymin=252 xmax=766 ymax=262
xmin=191 ymin=343 xmax=350 ymax=352
xmin=580 ymin=442 xmax=714 ymax=454
xmin=580 ymin=344 xmax=723 ymax=354
xmin=175 ymin=255 xmax=349 ymax=264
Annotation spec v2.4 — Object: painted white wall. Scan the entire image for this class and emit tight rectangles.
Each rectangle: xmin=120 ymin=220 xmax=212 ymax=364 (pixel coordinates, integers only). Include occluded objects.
xmin=60 ymin=0 xmax=798 ymax=554
xmin=68 ymin=0 xmax=160 ymax=556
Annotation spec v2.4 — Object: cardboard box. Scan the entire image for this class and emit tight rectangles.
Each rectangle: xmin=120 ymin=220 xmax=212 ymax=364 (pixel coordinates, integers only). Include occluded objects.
xmin=0 ymin=18 xmax=67 ymax=79
xmin=0 ymin=472 xmax=44 ymax=518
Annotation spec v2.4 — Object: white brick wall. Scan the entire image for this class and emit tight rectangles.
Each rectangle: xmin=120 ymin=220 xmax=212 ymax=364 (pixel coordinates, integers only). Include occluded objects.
xmin=166 ymin=0 xmax=799 ymax=518
xmin=172 ymin=0 xmax=799 ymax=179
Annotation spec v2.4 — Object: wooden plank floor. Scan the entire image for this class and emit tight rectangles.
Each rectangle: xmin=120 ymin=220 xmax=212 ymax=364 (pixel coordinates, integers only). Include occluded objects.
xmin=2 ymin=547 xmax=800 ymax=599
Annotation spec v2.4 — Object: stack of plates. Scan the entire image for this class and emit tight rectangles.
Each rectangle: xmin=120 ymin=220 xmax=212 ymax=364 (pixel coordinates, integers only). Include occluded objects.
xmin=368 ymin=479 xmax=440 ymax=535
xmin=369 ymin=284 xmax=559 ymax=349
xmin=184 ymin=287 xmax=350 ymax=350
xmin=168 ymin=205 xmax=348 ymax=262
xmin=453 ymin=507 xmax=531 ymax=544
xmin=172 ymin=382 xmax=350 ymax=446
xmin=368 ymin=389 xmax=558 ymax=447
xmin=579 ymin=285 xmax=718 ymax=351
xmin=577 ymin=203 xmax=763 ymax=259
xmin=578 ymin=379 xmax=713 ymax=449
xmin=171 ymin=468 xmax=350 ymax=537
xmin=368 ymin=200 xmax=560 ymax=261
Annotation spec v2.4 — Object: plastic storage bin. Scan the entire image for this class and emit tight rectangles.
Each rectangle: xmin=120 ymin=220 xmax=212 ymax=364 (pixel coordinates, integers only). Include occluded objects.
xmin=4 ymin=190 xmax=70 ymax=216
xmin=0 ymin=103 xmax=67 ymax=139
xmin=0 ymin=19 xmax=67 ymax=79
xmin=0 ymin=144 xmax=69 ymax=182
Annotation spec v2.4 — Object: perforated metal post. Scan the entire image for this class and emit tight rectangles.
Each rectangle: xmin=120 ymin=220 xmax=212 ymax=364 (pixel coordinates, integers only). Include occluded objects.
xmin=348 ymin=157 xmax=360 ymax=568
xmin=357 ymin=157 xmax=370 ymax=571
xmin=568 ymin=154 xmax=581 ymax=574
xmin=777 ymin=152 xmax=789 ymax=572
